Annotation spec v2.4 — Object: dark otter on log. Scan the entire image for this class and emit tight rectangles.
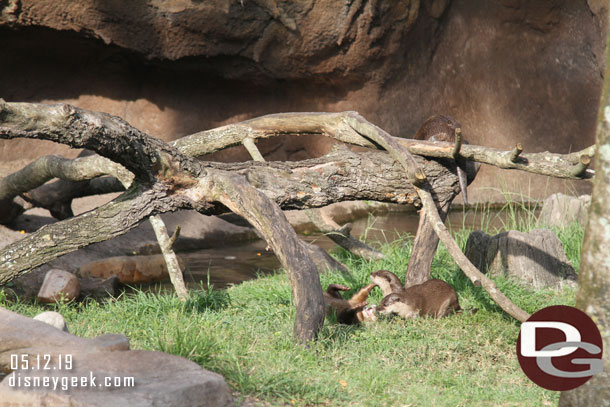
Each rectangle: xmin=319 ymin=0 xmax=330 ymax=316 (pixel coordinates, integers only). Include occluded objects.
xmin=324 ymin=283 xmax=378 ymax=324
xmin=414 ymin=115 xmax=471 ymax=205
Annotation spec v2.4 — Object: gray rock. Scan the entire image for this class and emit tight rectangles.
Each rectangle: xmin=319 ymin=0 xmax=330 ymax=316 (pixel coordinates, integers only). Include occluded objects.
xmin=465 ymin=229 xmax=577 ymax=289
xmin=464 ymin=230 xmax=492 ymax=271
xmin=37 ymin=269 xmax=80 ymax=303
xmin=0 ymin=307 xmax=233 ymax=407
xmin=32 ymin=311 xmax=68 ymax=333
xmin=0 ymin=350 xmax=234 ymax=407
xmin=539 ymin=193 xmax=591 ymax=228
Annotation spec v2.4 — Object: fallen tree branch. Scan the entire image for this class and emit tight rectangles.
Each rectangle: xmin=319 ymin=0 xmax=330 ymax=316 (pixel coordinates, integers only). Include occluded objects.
xmin=1 ymin=111 xmax=591 ymax=223
xmin=173 ymin=112 xmax=594 ymax=180
xmin=415 ymin=185 xmax=531 ymax=322
xmin=0 ymin=154 xmax=131 ymax=202
xmin=304 ymin=209 xmax=385 ymax=261
xmin=240 ymin=129 xmax=382 ymax=266
xmin=0 ymin=101 xmax=329 ymax=342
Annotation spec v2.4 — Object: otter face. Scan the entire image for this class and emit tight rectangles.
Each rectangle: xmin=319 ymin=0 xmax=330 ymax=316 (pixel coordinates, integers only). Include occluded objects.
xmin=376 ymin=293 xmax=402 ymax=314
xmin=377 ymin=294 xmax=419 ymax=319
xmin=358 ymin=305 xmax=377 ymax=322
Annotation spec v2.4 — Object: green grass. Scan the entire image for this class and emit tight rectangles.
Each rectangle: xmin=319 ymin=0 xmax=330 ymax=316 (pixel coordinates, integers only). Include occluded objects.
xmin=0 ymin=214 xmax=584 ymax=407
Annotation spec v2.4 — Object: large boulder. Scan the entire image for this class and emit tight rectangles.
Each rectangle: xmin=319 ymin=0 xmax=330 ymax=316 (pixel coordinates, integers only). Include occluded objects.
xmin=0 ymin=307 xmax=234 ymax=407
xmin=465 ymin=229 xmax=577 ymax=289
xmin=539 ymin=193 xmax=591 ymax=228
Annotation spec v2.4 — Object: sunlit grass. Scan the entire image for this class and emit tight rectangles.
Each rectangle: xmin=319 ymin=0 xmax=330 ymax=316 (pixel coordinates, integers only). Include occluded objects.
xmin=0 ymin=205 xmax=584 ymax=407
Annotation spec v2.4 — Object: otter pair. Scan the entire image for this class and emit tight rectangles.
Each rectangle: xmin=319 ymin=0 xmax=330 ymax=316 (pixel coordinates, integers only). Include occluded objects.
xmin=324 ymin=270 xmax=461 ymax=324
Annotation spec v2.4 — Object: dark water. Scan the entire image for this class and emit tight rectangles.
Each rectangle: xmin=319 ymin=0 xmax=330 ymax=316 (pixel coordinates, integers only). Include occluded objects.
xmin=170 ymin=206 xmax=530 ymax=291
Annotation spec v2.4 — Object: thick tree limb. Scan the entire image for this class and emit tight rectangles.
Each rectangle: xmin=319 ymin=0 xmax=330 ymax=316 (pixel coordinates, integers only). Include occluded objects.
xmin=0 ymin=154 xmax=131 ymax=202
xmin=0 ymin=110 xmax=591 ymax=223
xmin=0 ymin=100 xmax=202 ymax=181
xmin=0 ymin=101 xmax=329 ymax=342
xmin=239 ymin=131 xmax=351 ymax=273
xmin=0 ymin=184 xmax=185 ymax=284
xmin=174 ymin=111 xmax=594 ymax=180
xmin=404 ymin=200 xmax=451 ymax=287
xmin=191 ymin=171 xmax=325 ymax=342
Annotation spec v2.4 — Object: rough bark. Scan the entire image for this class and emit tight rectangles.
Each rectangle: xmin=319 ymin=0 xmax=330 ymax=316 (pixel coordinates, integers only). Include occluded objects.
xmin=0 ymin=101 xmax=339 ymax=342
xmin=404 ymin=200 xmax=451 ymax=287
xmin=560 ymin=7 xmax=610 ymax=403
xmin=174 ymin=111 xmax=595 ymax=179
xmin=200 ymin=171 xmax=325 ymax=342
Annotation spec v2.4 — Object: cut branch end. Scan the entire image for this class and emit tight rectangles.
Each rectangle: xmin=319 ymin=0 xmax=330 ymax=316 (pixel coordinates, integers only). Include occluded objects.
xmin=569 ymin=154 xmax=592 ymax=177
xmin=509 ymin=143 xmax=523 ymax=162
xmin=452 ymin=128 xmax=463 ymax=158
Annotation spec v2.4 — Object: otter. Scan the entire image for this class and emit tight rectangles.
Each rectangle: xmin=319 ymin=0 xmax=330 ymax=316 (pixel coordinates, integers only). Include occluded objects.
xmin=372 ymin=270 xmax=461 ymax=319
xmin=324 ymin=283 xmax=378 ymax=324
xmin=414 ymin=115 xmax=471 ymax=205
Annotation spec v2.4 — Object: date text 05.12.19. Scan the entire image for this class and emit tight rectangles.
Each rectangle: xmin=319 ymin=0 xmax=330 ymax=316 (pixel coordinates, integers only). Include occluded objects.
xmin=10 ymin=354 xmax=73 ymax=370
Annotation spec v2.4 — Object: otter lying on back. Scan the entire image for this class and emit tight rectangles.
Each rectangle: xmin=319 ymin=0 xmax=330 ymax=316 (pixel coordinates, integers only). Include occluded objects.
xmin=370 ymin=270 xmax=460 ymax=319
xmin=324 ymin=283 xmax=377 ymax=325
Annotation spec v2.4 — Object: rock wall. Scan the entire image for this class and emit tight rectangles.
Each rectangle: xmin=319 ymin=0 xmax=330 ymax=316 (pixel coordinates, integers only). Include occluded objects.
xmin=1 ymin=0 xmax=606 ymax=202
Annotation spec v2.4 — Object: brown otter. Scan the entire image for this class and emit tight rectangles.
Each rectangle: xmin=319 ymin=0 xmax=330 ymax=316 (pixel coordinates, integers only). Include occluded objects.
xmin=324 ymin=283 xmax=378 ymax=324
xmin=373 ymin=271 xmax=461 ymax=319
xmin=414 ymin=115 xmax=470 ymax=205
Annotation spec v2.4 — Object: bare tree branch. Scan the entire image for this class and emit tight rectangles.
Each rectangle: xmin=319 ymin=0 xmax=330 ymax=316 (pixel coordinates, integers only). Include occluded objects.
xmin=415 ymin=185 xmax=531 ymax=322
xmin=150 ymin=215 xmax=188 ymax=301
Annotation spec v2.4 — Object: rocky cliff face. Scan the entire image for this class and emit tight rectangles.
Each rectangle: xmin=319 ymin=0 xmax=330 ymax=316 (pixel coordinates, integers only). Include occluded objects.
xmin=1 ymin=0 xmax=606 ymax=202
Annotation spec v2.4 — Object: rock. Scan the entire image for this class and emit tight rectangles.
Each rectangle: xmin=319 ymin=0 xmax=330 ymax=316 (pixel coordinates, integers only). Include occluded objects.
xmin=79 ymin=254 xmax=185 ymax=284
xmin=464 ymin=230 xmax=492 ymax=271
xmin=0 ymin=1 xmax=601 ymax=206
xmin=0 ymin=350 xmax=234 ymax=407
xmin=36 ymin=269 xmax=80 ymax=303
xmin=0 ymin=307 xmax=129 ymax=374
xmin=465 ymin=229 xmax=577 ymax=289
xmin=32 ymin=311 xmax=68 ymax=333
xmin=78 ymin=276 xmax=121 ymax=299
xmin=0 ymin=307 xmax=233 ymax=407
xmin=539 ymin=193 xmax=591 ymax=228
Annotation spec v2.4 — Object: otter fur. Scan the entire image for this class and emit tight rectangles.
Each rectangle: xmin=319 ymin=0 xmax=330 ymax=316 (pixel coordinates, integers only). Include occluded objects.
xmin=414 ymin=115 xmax=471 ymax=205
xmin=324 ymin=283 xmax=377 ymax=324
xmin=371 ymin=270 xmax=460 ymax=319
xmin=370 ymin=269 xmax=403 ymax=297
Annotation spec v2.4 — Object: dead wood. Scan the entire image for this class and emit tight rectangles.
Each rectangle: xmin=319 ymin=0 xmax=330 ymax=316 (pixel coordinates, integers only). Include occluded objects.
xmin=0 ymin=101 xmax=336 ymax=342
xmin=0 ymin=101 xmax=583 ymax=327
xmin=415 ymin=185 xmax=531 ymax=322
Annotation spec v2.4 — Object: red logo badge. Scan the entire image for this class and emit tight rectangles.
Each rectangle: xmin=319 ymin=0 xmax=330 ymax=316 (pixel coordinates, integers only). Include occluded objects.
xmin=516 ymin=305 xmax=603 ymax=391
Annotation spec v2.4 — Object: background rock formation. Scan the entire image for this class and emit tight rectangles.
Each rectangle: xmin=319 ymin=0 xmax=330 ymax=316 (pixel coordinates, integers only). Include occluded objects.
xmin=1 ymin=0 xmax=606 ymax=202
